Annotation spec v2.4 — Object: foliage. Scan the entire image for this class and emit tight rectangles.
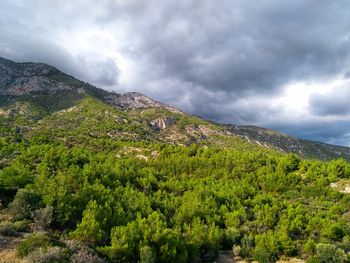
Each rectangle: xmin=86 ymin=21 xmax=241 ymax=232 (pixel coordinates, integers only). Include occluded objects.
xmin=0 ymin=221 xmax=18 ymax=236
xmin=1 ymin=110 xmax=350 ymax=262
xmin=17 ymin=232 xmax=57 ymax=258
xmin=9 ymin=188 xmax=42 ymax=219
xmin=306 ymin=243 xmax=347 ymax=263
xmin=253 ymin=231 xmax=280 ymax=263
xmin=34 ymin=205 xmax=54 ymax=231
xmin=0 ymin=219 xmax=31 ymax=236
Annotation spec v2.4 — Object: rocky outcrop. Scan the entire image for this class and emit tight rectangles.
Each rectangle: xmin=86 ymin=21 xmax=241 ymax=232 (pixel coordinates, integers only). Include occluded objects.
xmin=0 ymin=57 xmax=58 ymax=94
xmin=2 ymin=76 xmax=76 ymax=96
xmin=105 ymin=92 xmax=163 ymax=109
xmin=0 ymin=57 xmax=183 ymax=113
xmin=150 ymin=117 xmax=176 ymax=130
xmin=105 ymin=92 xmax=183 ymax=113
xmin=2 ymin=56 xmax=350 ymax=161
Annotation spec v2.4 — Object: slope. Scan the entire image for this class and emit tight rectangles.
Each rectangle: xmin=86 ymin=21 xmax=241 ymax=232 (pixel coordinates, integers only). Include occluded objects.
xmin=1 ymin=56 xmax=350 ymax=161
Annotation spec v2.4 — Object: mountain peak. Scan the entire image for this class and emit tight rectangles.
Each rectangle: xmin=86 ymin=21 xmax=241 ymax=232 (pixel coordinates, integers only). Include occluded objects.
xmin=0 ymin=56 xmax=56 ymax=78
xmin=0 ymin=57 xmax=182 ymax=113
xmin=0 ymin=57 xmax=70 ymax=96
xmin=106 ymin=92 xmax=162 ymax=109
xmin=1 ymin=56 xmax=349 ymax=160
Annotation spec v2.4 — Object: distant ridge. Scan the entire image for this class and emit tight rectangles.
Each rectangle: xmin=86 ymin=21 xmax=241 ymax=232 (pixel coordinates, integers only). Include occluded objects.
xmin=1 ymin=56 xmax=350 ymax=161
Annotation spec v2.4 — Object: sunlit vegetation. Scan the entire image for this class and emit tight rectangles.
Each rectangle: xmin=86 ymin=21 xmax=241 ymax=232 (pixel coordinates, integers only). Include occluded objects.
xmin=1 ymin=134 xmax=350 ymax=262
xmin=1 ymin=96 xmax=350 ymax=262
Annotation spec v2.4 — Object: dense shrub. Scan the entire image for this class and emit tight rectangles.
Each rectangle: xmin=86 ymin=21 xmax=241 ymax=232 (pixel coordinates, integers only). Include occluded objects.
xmin=0 ymin=142 xmax=349 ymax=262
xmin=306 ymin=243 xmax=347 ymax=263
xmin=13 ymin=219 xmax=32 ymax=232
xmin=34 ymin=205 xmax=54 ymax=231
xmin=17 ymin=232 xmax=55 ymax=258
xmin=253 ymin=231 xmax=280 ymax=263
xmin=0 ymin=221 xmax=17 ymax=236
xmin=9 ymin=188 xmax=42 ymax=219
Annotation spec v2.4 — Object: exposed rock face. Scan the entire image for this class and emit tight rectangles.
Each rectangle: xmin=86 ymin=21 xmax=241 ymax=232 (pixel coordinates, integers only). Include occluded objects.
xmin=3 ymin=76 xmax=76 ymax=96
xmin=2 ymin=56 xmax=350 ymax=161
xmin=0 ymin=57 xmax=66 ymax=95
xmin=105 ymin=92 xmax=183 ymax=113
xmin=106 ymin=92 xmax=163 ymax=109
xmin=330 ymin=181 xmax=350 ymax=194
xmin=150 ymin=117 xmax=176 ymax=130
xmin=0 ymin=57 xmax=183 ymax=113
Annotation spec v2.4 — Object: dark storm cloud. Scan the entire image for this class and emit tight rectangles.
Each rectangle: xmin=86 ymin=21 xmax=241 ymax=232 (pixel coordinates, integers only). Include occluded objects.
xmin=1 ymin=0 xmax=350 ymax=145
xmin=0 ymin=0 xmax=119 ymax=88
xmin=309 ymin=86 xmax=350 ymax=116
xmin=96 ymin=0 xmax=350 ymax=145
xmin=270 ymin=121 xmax=350 ymax=147
xmin=99 ymin=0 xmax=350 ymax=95
xmin=0 ymin=36 xmax=119 ymax=89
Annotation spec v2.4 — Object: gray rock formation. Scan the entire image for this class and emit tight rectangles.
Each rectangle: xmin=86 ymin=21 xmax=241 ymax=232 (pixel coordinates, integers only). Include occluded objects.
xmin=150 ymin=117 xmax=176 ymax=130
xmin=0 ymin=57 xmax=60 ymax=95
xmin=105 ymin=92 xmax=163 ymax=109
xmin=0 ymin=56 xmax=183 ymax=113
xmin=105 ymin=92 xmax=183 ymax=113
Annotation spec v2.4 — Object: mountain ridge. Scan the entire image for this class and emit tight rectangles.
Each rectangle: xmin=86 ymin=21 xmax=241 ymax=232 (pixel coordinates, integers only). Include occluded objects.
xmin=1 ymin=56 xmax=349 ymax=161
xmin=0 ymin=56 xmax=182 ymax=114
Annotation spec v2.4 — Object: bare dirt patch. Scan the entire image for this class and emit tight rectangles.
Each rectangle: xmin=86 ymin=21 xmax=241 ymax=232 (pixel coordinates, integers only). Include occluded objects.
xmin=0 ymin=234 xmax=26 ymax=263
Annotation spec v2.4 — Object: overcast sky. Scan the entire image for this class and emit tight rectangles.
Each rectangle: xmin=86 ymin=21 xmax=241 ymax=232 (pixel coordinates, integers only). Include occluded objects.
xmin=1 ymin=0 xmax=350 ymax=146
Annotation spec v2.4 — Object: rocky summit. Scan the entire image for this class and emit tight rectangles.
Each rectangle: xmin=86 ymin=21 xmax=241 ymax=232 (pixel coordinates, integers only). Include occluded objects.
xmin=0 ymin=57 xmax=177 ymax=112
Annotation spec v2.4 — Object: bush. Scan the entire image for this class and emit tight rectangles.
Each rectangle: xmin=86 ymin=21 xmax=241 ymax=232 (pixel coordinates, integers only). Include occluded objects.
xmin=140 ymin=246 xmax=155 ymax=263
xmin=253 ymin=231 xmax=280 ymax=263
xmin=0 ymin=221 xmax=17 ymax=236
xmin=17 ymin=232 xmax=54 ymax=258
xmin=307 ymin=243 xmax=347 ymax=263
xmin=13 ymin=220 xmax=32 ymax=232
xmin=9 ymin=189 xmax=42 ymax=220
xmin=306 ymin=256 xmax=321 ymax=263
xmin=27 ymin=246 xmax=70 ymax=263
xmin=224 ymin=227 xmax=241 ymax=246
xmin=327 ymin=159 xmax=350 ymax=179
xmin=303 ymin=239 xmax=316 ymax=254
xmin=63 ymin=239 xmax=107 ymax=263
xmin=34 ymin=205 xmax=53 ymax=231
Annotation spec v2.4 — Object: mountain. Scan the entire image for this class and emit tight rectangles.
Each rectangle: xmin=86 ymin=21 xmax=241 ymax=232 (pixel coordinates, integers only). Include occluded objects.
xmin=227 ymin=125 xmax=350 ymax=161
xmin=0 ymin=56 xmax=178 ymax=112
xmin=2 ymin=57 xmax=350 ymax=263
xmin=1 ymin=56 xmax=350 ymax=161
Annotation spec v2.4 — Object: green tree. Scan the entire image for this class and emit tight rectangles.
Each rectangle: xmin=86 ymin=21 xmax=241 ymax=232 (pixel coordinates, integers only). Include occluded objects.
xmin=307 ymin=243 xmax=347 ymax=263
xmin=253 ymin=231 xmax=280 ymax=263
xmin=72 ymin=200 xmax=106 ymax=245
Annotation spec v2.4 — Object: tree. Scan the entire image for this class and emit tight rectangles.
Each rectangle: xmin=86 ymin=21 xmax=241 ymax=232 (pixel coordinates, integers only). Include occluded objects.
xmin=253 ymin=231 xmax=280 ymax=263
xmin=72 ymin=200 xmax=106 ymax=245
xmin=307 ymin=243 xmax=347 ymax=263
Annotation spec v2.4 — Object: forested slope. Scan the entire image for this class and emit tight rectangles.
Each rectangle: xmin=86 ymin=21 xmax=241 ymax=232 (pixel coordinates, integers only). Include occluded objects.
xmin=1 ymin=57 xmax=350 ymax=263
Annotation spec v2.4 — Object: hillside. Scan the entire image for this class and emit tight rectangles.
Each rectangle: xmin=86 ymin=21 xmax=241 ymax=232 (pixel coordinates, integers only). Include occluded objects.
xmin=228 ymin=125 xmax=350 ymax=161
xmin=1 ymin=57 xmax=350 ymax=263
xmin=1 ymin=56 xmax=350 ymax=161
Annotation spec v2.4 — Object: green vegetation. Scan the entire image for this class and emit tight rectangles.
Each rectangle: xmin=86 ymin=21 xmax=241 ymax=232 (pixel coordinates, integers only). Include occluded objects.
xmin=1 ymin=135 xmax=350 ymax=262
xmin=1 ymin=93 xmax=350 ymax=262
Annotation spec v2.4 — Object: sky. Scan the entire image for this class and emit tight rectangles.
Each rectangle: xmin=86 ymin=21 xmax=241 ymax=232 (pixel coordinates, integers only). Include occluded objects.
xmin=1 ymin=0 xmax=350 ymax=146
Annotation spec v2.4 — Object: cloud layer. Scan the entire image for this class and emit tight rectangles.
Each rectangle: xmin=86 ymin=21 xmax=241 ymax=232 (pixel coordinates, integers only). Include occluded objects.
xmin=1 ymin=0 xmax=350 ymax=145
